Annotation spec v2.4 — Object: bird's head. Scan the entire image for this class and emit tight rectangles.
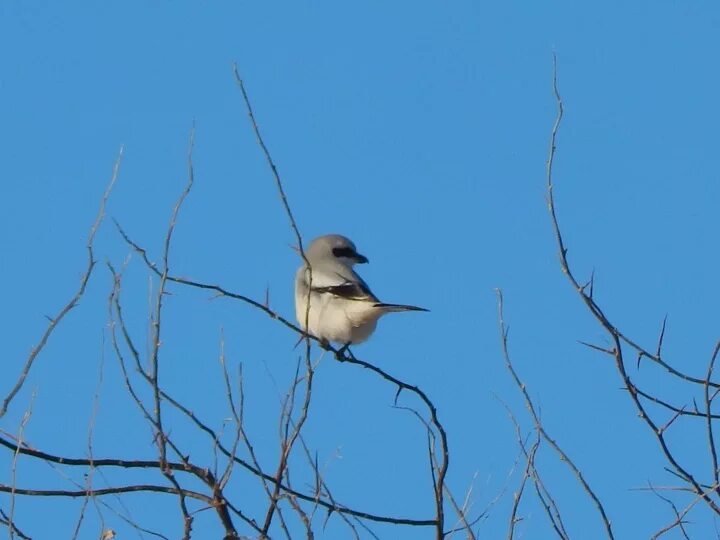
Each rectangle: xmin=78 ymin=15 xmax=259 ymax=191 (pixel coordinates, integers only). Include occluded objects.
xmin=305 ymin=234 xmax=369 ymax=267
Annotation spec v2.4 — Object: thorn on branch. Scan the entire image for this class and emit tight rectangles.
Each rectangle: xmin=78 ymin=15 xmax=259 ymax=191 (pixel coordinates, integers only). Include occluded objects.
xmin=657 ymin=407 xmax=685 ymax=436
xmin=656 ymin=315 xmax=668 ymax=358
xmin=580 ymin=270 xmax=595 ymax=299
xmin=579 ymin=341 xmax=614 ymax=355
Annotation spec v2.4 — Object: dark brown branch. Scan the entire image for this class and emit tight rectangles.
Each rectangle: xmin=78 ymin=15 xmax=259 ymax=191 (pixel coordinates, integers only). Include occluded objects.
xmin=0 ymin=419 xmax=431 ymax=529
xmin=156 ymin=376 xmax=435 ymax=525
xmin=634 ymin=387 xmax=720 ymax=419
xmin=0 ymin=483 xmax=213 ymax=504
xmin=0 ymin=509 xmax=31 ymax=540
xmin=41 ymin=456 xmax=168 ymax=539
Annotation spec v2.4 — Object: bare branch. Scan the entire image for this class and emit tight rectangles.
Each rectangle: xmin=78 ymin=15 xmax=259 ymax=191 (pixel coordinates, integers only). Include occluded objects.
xmin=500 ymin=398 xmax=569 ymax=540
xmin=545 ymin=53 xmax=720 ymax=516
xmin=0 ymin=509 xmax=30 ymax=540
xmin=232 ymin=65 xmax=307 ymax=263
xmin=706 ymin=340 xmax=720 ymax=495
xmin=655 ymin=315 xmax=669 ymax=359
xmin=647 ymin=482 xmax=692 ymax=540
xmin=71 ymin=333 xmax=108 ymax=540
xmin=497 ymin=288 xmax=613 ymax=539
xmin=0 ymin=484 xmax=213 ymax=502
xmin=338 ymin=348 xmax=448 ymax=538
xmin=8 ymin=392 xmax=35 ymax=540
xmin=1 ymin=147 xmax=123 ymax=418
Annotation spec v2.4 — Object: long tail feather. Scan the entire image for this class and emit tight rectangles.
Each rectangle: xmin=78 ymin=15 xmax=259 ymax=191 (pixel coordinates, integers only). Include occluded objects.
xmin=374 ymin=303 xmax=429 ymax=312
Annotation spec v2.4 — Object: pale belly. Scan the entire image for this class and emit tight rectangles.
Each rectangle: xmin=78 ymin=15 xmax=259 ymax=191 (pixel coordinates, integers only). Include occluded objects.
xmin=296 ymin=293 xmax=380 ymax=345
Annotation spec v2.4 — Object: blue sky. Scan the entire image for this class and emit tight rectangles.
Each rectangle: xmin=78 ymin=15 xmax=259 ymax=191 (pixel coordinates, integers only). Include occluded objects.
xmin=2 ymin=2 xmax=720 ymax=538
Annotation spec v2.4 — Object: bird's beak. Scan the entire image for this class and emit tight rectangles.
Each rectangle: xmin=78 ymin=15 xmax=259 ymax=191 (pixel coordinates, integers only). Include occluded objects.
xmin=354 ymin=253 xmax=369 ymax=264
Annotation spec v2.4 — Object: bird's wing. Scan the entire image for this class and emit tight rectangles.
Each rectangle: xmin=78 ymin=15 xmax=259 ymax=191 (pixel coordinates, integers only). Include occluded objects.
xmin=312 ymin=280 xmax=377 ymax=302
xmin=306 ymin=267 xmax=380 ymax=303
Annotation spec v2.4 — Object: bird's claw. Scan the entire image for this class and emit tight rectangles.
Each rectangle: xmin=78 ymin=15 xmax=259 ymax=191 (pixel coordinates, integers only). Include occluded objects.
xmin=335 ymin=342 xmax=352 ymax=360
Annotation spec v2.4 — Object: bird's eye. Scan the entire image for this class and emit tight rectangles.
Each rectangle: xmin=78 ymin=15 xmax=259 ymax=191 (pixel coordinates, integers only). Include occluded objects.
xmin=332 ymin=247 xmax=356 ymax=258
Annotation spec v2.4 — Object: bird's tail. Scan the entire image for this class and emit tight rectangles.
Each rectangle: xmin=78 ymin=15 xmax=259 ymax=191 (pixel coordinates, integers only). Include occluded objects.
xmin=374 ymin=303 xmax=429 ymax=313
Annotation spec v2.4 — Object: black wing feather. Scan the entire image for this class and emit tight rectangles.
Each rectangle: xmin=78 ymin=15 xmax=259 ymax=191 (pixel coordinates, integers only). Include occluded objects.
xmin=311 ymin=278 xmax=378 ymax=302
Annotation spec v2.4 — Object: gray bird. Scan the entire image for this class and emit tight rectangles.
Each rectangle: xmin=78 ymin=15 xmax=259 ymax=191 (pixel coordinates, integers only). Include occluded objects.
xmin=295 ymin=234 xmax=428 ymax=346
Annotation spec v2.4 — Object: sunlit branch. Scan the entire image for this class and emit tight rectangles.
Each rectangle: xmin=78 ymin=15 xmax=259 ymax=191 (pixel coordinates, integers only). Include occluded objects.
xmin=545 ymin=52 xmax=720 ymax=517
xmin=0 ymin=147 xmax=123 ymax=419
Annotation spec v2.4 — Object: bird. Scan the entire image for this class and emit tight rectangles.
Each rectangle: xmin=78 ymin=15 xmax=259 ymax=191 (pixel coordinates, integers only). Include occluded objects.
xmin=294 ymin=234 xmax=428 ymax=347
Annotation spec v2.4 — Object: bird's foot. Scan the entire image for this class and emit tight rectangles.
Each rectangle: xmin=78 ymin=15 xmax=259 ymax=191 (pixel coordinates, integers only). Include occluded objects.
xmin=335 ymin=342 xmax=352 ymax=361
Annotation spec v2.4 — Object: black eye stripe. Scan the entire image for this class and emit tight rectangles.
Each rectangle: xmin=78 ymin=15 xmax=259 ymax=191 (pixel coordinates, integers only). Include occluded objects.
xmin=332 ymin=247 xmax=356 ymax=258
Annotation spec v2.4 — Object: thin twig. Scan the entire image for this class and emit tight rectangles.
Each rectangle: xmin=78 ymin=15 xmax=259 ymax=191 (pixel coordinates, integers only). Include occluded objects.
xmin=71 ymin=332 xmax=108 ymax=540
xmin=647 ymin=482 xmax=691 ymax=540
xmin=500 ymin=399 xmax=569 ymax=540
xmin=339 ymin=348 xmax=449 ymax=539
xmin=545 ymin=53 xmax=720 ymax=516
xmin=232 ymin=65 xmax=307 ymax=264
xmin=0 ymin=509 xmax=30 ymax=540
xmin=496 ymin=289 xmax=613 ymax=538
xmin=9 ymin=392 xmax=36 ymax=540
xmin=1 ymin=147 xmax=123 ymax=418
xmin=706 ymin=341 xmax=720 ymax=495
